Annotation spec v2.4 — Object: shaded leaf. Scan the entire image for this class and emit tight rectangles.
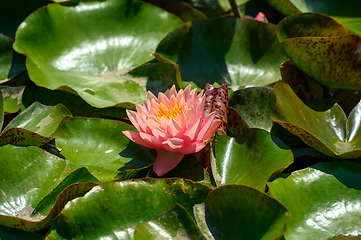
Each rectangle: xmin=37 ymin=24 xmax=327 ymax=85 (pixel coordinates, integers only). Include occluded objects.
xmin=0 ymin=34 xmax=13 ymax=81
xmin=55 ymin=117 xmax=156 ymax=182
xmin=156 ymin=17 xmax=288 ymax=90
xmin=199 ymin=185 xmax=290 ymax=239
xmin=0 ymin=102 xmax=72 ymax=146
xmin=0 ymin=86 xmax=24 ymax=113
xmin=50 ymin=178 xmax=210 ymax=239
xmin=229 ymin=87 xmax=276 ymax=132
xmin=134 ymin=204 xmax=207 ymax=240
xmin=268 ymin=161 xmax=361 ymax=239
xmin=226 ymin=106 xmax=249 ymax=137
xmin=13 ymin=0 xmax=183 ymax=108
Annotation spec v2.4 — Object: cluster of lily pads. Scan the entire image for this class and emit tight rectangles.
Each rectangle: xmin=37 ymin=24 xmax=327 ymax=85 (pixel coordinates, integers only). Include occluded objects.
xmin=1 ymin=0 xmax=361 ymax=239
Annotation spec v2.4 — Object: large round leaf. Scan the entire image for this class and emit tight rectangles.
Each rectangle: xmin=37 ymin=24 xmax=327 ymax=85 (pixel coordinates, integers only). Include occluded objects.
xmin=0 ymin=102 xmax=72 ymax=146
xmin=272 ymin=81 xmax=361 ymax=158
xmin=13 ymin=0 xmax=183 ymax=107
xmin=0 ymin=145 xmax=67 ymax=230
xmin=195 ymin=185 xmax=290 ymax=239
xmin=267 ymin=0 xmax=361 ymax=36
xmin=229 ymin=87 xmax=276 ymax=131
xmin=276 ymin=13 xmax=361 ymax=90
xmin=50 ymin=178 xmax=210 ymax=239
xmin=211 ymin=129 xmax=293 ymax=191
xmin=155 ymin=17 xmax=288 ymax=90
xmin=268 ymin=161 xmax=361 ymax=239
xmin=55 ymin=117 xmax=156 ymax=182
xmin=0 ymin=86 xmax=25 ymax=113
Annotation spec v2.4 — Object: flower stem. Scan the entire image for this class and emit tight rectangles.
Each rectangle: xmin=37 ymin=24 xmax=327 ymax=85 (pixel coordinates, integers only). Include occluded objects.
xmin=228 ymin=0 xmax=242 ymax=18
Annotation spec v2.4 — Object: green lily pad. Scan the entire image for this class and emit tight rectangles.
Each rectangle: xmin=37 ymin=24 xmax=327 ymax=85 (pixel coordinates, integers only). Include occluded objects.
xmin=55 ymin=117 xmax=156 ymax=182
xmin=134 ymin=204 xmax=207 ymax=240
xmin=0 ymin=34 xmax=13 ymax=81
xmin=229 ymin=87 xmax=276 ymax=131
xmin=13 ymin=0 xmax=183 ymax=108
xmin=272 ymin=81 xmax=361 ymax=158
xmin=50 ymin=178 xmax=210 ymax=239
xmin=0 ymin=102 xmax=72 ymax=146
xmin=0 ymin=86 xmax=24 ymax=113
xmin=197 ymin=184 xmax=290 ymax=239
xmin=211 ymin=129 xmax=293 ymax=191
xmin=268 ymin=161 xmax=361 ymax=239
xmin=155 ymin=17 xmax=288 ymax=90
xmin=267 ymin=0 xmax=361 ymax=36
xmin=0 ymin=91 xmax=3 ymax=130
xmin=0 ymin=145 xmax=66 ymax=230
xmin=276 ymin=13 xmax=361 ymax=90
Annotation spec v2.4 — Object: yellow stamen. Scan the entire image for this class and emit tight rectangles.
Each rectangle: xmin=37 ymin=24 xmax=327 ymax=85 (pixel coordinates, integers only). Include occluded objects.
xmin=157 ymin=100 xmax=183 ymax=121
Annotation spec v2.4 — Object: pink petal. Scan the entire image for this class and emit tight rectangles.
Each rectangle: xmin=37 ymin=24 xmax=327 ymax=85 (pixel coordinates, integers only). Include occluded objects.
xmin=139 ymin=132 xmax=163 ymax=149
xmin=150 ymin=98 xmax=159 ymax=111
xmin=167 ymin=119 xmax=183 ymax=138
xmin=160 ymin=116 xmax=168 ymax=131
xmin=186 ymin=106 xmax=195 ymax=127
xmin=126 ymin=109 xmax=140 ymax=132
xmin=158 ymin=92 xmax=169 ymax=106
xmin=254 ymin=12 xmax=266 ymax=22
xmin=146 ymin=116 xmax=160 ymax=130
xmin=202 ymin=119 xmax=222 ymax=141
xmin=167 ymin=85 xmax=177 ymax=98
xmin=183 ymin=85 xmax=191 ymax=102
xmin=122 ymin=131 xmax=155 ymax=149
xmin=194 ymin=96 xmax=205 ymax=120
xmin=152 ymin=127 xmax=171 ymax=141
xmin=176 ymin=89 xmax=184 ymax=103
xmin=179 ymin=141 xmax=206 ymax=154
xmin=169 ymin=94 xmax=177 ymax=108
xmin=153 ymin=149 xmax=185 ymax=176
xmin=176 ymin=110 xmax=186 ymax=131
xmin=162 ymin=138 xmax=185 ymax=152
xmin=197 ymin=111 xmax=216 ymax=140
xmin=183 ymin=117 xmax=201 ymax=144
xmin=147 ymin=91 xmax=157 ymax=102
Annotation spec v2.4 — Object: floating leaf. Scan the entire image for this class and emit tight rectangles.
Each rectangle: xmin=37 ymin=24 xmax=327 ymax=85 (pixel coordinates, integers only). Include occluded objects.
xmin=50 ymin=178 xmax=210 ymax=239
xmin=211 ymin=130 xmax=293 ymax=191
xmin=226 ymin=106 xmax=250 ymax=137
xmin=0 ymin=102 xmax=72 ymax=146
xmin=134 ymin=204 xmax=207 ymax=240
xmin=197 ymin=185 xmax=290 ymax=239
xmin=272 ymin=81 xmax=361 ymax=158
xmin=55 ymin=117 xmax=156 ymax=182
xmin=229 ymin=87 xmax=276 ymax=132
xmin=0 ymin=86 xmax=24 ymax=113
xmin=277 ymin=13 xmax=361 ymax=90
xmin=0 ymin=34 xmax=13 ymax=81
xmin=156 ymin=17 xmax=288 ymax=90
xmin=13 ymin=0 xmax=183 ymax=107
xmin=268 ymin=161 xmax=361 ymax=239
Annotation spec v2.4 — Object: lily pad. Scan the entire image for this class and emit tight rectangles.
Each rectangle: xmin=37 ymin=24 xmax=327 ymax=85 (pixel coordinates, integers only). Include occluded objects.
xmin=229 ymin=87 xmax=276 ymax=131
xmin=0 ymin=91 xmax=3 ymax=130
xmin=197 ymin=184 xmax=290 ymax=239
xmin=272 ymin=81 xmax=361 ymax=158
xmin=0 ymin=102 xmax=72 ymax=146
xmin=0 ymin=86 xmax=25 ymax=113
xmin=211 ymin=129 xmax=293 ymax=191
xmin=0 ymin=34 xmax=13 ymax=81
xmin=155 ymin=17 xmax=288 ymax=90
xmin=55 ymin=117 xmax=156 ymax=182
xmin=268 ymin=161 xmax=361 ymax=239
xmin=134 ymin=204 xmax=207 ymax=240
xmin=277 ymin=13 xmax=361 ymax=90
xmin=13 ymin=0 xmax=183 ymax=108
xmin=267 ymin=0 xmax=361 ymax=36
xmin=50 ymin=178 xmax=210 ymax=239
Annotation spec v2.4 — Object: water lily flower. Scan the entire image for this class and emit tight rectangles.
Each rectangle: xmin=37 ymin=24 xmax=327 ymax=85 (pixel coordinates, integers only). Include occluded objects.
xmin=123 ymin=85 xmax=221 ymax=176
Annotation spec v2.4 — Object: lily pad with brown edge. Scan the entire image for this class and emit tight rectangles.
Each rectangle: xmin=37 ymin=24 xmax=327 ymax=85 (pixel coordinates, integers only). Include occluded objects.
xmin=228 ymin=86 xmax=276 ymax=132
xmin=277 ymin=13 xmax=361 ymax=90
xmin=0 ymin=86 xmax=25 ymax=113
xmin=272 ymin=81 xmax=361 ymax=159
xmin=13 ymin=0 xmax=184 ymax=108
xmin=155 ymin=17 xmax=288 ymax=90
xmin=0 ymin=102 xmax=72 ymax=146
xmin=134 ymin=204 xmax=207 ymax=240
xmin=194 ymin=184 xmax=290 ymax=239
xmin=211 ymin=129 xmax=293 ymax=191
xmin=268 ymin=161 xmax=361 ymax=239
xmin=55 ymin=117 xmax=156 ymax=182
xmin=267 ymin=0 xmax=361 ymax=36
xmin=48 ymin=178 xmax=211 ymax=240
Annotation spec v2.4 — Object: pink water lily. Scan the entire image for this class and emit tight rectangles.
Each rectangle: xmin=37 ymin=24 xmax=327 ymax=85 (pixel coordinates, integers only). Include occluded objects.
xmin=123 ymin=85 xmax=221 ymax=176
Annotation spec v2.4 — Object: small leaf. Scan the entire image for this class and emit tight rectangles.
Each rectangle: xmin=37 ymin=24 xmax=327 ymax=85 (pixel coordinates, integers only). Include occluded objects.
xmin=0 ymin=86 xmax=25 ymax=113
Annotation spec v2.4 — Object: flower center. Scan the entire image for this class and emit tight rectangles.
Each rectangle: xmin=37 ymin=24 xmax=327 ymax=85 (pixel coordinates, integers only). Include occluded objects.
xmin=157 ymin=101 xmax=182 ymax=121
